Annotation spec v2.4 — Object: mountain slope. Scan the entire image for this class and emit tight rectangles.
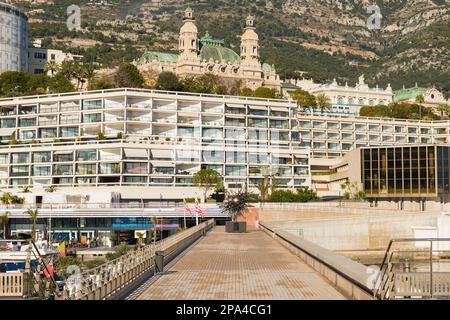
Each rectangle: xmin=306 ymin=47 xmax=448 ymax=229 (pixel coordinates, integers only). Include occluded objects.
xmin=12 ymin=0 xmax=450 ymax=94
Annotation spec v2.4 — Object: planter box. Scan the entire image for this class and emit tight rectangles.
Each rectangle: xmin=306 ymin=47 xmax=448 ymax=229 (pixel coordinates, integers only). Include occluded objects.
xmin=225 ymin=221 xmax=247 ymax=233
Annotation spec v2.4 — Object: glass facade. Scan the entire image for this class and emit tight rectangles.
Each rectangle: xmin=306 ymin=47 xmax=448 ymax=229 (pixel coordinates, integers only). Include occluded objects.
xmin=362 ymin=146 xmax=437 ymax=197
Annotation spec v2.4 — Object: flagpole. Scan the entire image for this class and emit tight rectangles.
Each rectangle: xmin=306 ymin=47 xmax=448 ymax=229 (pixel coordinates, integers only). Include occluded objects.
xmin=182 ymin=194 xmax=186 ymax=229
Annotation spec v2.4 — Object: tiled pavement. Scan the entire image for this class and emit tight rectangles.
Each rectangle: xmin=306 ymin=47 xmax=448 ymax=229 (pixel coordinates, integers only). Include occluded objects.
xmin=136 ymin=226 xmax=346 ymax=300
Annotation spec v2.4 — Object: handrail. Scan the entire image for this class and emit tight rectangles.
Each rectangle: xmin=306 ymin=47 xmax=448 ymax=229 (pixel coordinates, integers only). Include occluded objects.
xmin=62 ymin=219 xmax=214 ymax=300
xmin=374 ymin=238 xmax=450 ymax=299
xmin=0 ymin=88 xmax=294 ymax=105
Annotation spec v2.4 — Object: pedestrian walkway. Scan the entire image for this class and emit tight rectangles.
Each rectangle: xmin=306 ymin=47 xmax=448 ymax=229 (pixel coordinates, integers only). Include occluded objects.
xmin=136 ymin=226 xmax=346 ymax=300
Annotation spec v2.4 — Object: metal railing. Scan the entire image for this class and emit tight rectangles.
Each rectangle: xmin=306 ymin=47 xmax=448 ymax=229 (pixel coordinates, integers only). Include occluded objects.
xmin=63 ymin=219 xmax=215 ymax=300
xmin=374 ymin=238 xmax=450 ymax=299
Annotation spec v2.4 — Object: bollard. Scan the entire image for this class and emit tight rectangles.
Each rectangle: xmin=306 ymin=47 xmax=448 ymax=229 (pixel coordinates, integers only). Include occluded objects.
xmin=154 ymin=251 xmax=164 ymax=274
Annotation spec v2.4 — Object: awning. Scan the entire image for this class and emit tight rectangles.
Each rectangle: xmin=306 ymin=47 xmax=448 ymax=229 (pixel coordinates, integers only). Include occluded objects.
xmin=270 ymin=107 xmax=289 ymax=112
xmin=54 ymin=150 xmax=74 ymax=155
xmin=151 ymin=149 xmax=172 ymax=159
xmin=124 ymin=148 xmax=148 ymax=158
xmin=151 ymin=161 xmax=174 ymax=167
xmin=248 ymin=105 xmax=268 ymax=110
xmin=0 ymin=128 xmax=15 ymax=136
xmin=226 ymin=104 xmax=246 ymax=108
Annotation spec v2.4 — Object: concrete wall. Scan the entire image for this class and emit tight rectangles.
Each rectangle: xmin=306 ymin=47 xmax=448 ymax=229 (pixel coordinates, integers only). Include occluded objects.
xmin=260 ymin=204 xmax=440 ymax=251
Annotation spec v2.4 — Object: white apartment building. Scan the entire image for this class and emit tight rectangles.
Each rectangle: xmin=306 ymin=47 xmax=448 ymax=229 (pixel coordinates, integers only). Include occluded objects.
xmin=0 ymin=88 xmax=311 ymax=201
xmin=284 ymin=75 xmax=393 ymax=115
xmin=28 ymin=40 xmax=83 ymax=75
xmin=0 ymin=2 xmax=28 ymax=73
xmin=2 ymin=88 xmax=450 ymax=241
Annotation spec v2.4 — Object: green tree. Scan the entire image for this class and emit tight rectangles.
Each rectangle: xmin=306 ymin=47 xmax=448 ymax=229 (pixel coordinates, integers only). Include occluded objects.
xmin=114 ymin=62 xmax=145 ymax=88
xmin=437 ymin=104 xmax=449 ymax=119
xmin=28 ymin=74 xmax=50 ymax=95
xmin=44 ymin=185 xmax=58 ymax=193
xmin=87 ymin=76 xmax=115 ymax=90
xmin=415 ymin=94 xmax=425 ymax=104
xmin=0 ymin=212 xmax=9 ymax=239
xmin=253 ymin=87 xmax=277 ymax=99
xmin=26 ymin=208 xmax=39 ymax=242
xmin=0 ymin=71 xmax=31 ymax=97
xmin=193 ymin=169 xmax=224 ymax=202
xmin=240 ymin=87 xmax=254 ymax=97
xmin=21 ymin=186 xmax=32 ymax=193
xmin=48 ymin=74 xmax=76 ymax=93
xmin=155 ymin=71 xmax=181 ymax=91
xmin=315 ymin=93 xmax=332 ymax=113
xmin=44 ymin=61 xmax=59 ymax=76
xmin=292 ymin=89 xmax=317 ymax=112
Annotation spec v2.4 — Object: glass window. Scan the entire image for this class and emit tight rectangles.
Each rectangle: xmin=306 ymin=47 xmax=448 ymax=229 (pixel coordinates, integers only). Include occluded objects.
xmin=76 ymin=164 xmax=97 ymax=175
xmin=248 ymin=130 xmax=268 ymax=140
xmin=225 ymin=129 xmax=245 ymax=140
xmin=248 ymin=118 xmax=267 ymax=128
xmin=202 ymin=151 xmax=224 ymax=163
xmin=83 ymin=100 xmax=102 ymax=110
xmin=202 ymin=128 xmax=222 ymax=139
xmin=271 ymin=131 xmax=289 ymax=141
xmin=19 ymin=118 xmax=36 ymax=127
xmin=60 ymin=127 xmax=79 ymax=137
xmin=10 ymin=165 xmax=29 ymax=176
xmin=124 ymin=176 xmax=147 ymax=184
xmin=226 ymin=152 xmax=246 ymax=164
xmin=248 ymin=153 xmax=268 ymax=164
xmin=20 ymin=130 xmax=36 ymax=140
xmin=76 ymin=150 xmax=97 ymax=161
xmin=225 ymin=165 xmax=246 ymax=176
xmin=53 ymin=164 xmax=73 ymax=175
xmin=33 ymin=166 xmax=51 ymax=176
xmin=124 ymin=162 xmax=147 ymax=174
xmin=82 ymin=113 xmax=102 ymax=123
xmin=11 ymin=153 xmax=29 ymax=163
xmin=33 ymin=152 xmax=51 ymax=163
xmin=40 ymin=128 xmax=57 ymax=139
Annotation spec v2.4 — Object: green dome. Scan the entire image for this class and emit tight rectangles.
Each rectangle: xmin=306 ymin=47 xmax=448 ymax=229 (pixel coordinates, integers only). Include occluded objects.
xmin=262 ymin=63 xmax=276 ymax=73
xmin=200 ymin=45 xmax=241 ymax=64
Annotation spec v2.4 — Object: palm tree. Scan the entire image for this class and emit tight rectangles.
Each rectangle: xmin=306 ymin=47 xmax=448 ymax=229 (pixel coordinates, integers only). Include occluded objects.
xmin=60 ymin=60 xmax=77 ymax=81
xmin=44 ymin=60 xmax=59 ymax=76
xmin=415 ymin=94 xmax=425 ymax=104
xmin=81 ymin=63 xmax=96 ymax=87
xmin=0 ymin=212 xmax=9 ymax=239
xmin=21 ymin=185 xmax=32 ymax=193
xmin=135 ymin=231 xmax=144 ymax=248
xmin=256 ymin=175 xmax=271 ymax=202
xmin=316 ymin=93 xmax=332 ymax=114
xmin=415 ymin=95 xmax=425 ymax=119
xmin=437 ymin=104 xmax=448 ymax=119
xmin=44 ymin=185 xmax=57 ymax=193
xmin=151 ymin=215 xmax=158 ymax=245
xmin=26 ymin=208 xmax=39 ymax=242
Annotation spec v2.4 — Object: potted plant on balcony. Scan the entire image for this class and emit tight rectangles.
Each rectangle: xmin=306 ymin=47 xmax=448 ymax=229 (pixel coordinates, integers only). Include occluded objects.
xmin=222 ymin=191 xmax=250 ymax=233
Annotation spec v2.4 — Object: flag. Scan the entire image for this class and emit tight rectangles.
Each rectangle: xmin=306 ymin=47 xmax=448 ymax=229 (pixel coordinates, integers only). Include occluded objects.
xmin=43 ymin=256 xmax=54 ymax=278
xmin=194 ymin=198 xmax=205 ymax=219
xmin=183 ymin=199 xmax=194 ymax=218
xmin=58 ymin=241 xmax=67 ymax=257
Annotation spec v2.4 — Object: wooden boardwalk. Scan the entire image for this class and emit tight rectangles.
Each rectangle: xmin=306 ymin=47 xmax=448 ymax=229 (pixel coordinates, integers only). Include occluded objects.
xmin=136 ymin=226 xmax=346 ymax=300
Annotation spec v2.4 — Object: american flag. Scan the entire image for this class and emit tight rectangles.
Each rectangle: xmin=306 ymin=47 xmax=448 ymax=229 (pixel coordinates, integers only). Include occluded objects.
xmin=183 ymin=199 xmax=195 ymax=218
xmin=194 ymin=198 xmax=205 ymax=219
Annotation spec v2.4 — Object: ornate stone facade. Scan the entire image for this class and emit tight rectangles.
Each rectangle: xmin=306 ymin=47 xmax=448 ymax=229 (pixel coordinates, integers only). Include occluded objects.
xmin=136 ymin=8 xmax=281 ymax=90
xmin=394 ymin=84 xmax=449 ymax=106
xmin=283 ymin=75 xmax=394 ymax=115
